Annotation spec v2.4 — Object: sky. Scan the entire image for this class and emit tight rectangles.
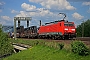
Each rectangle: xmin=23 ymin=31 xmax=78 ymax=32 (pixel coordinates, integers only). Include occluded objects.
xmin=0 ymin=0 xmax=90 ymax=27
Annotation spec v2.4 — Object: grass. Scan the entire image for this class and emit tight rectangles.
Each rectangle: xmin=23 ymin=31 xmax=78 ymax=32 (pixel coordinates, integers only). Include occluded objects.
xmin=9 ymin=38 xmax=71 ymax=49
xmin=3 ymin=38 xmax=90 ymax=60
xmin=9 ymin=38 xmax=45 ymax=46
xmin=3 ymin=45 xmax=90 ymax=60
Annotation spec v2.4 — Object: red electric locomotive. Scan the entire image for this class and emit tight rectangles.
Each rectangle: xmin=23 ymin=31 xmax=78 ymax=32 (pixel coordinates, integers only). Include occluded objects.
xmin=38 ymin=20 xmax=76 ymax=39
xmin=38 ymin=13 xmax=76 ymax=39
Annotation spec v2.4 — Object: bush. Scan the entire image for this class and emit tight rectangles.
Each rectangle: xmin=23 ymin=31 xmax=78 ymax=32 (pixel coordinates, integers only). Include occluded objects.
xmin=58 ymin=43 xmax=64 ymax=50
xmin=71 ymin=40 xmax=89 ymax=56
xmin=0 ymin=29 xmax=13 ymax=57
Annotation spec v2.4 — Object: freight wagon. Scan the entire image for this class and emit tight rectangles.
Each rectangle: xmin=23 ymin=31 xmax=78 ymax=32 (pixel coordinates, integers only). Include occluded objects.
xmin=16 ymin=26 xmax=37 ymax=38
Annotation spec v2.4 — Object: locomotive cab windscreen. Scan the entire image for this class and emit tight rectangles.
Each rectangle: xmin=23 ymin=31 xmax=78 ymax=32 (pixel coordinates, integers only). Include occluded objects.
xmin=64 ymin=22 xmax=76 ymax=33
xmin=64 ymin=22 xmax=74 ymax=27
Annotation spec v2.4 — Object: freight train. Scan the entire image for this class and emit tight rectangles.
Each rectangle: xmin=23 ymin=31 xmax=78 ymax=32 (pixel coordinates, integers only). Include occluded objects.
xmin=10 ymin=13 xmax=76 ymax=39
xmin=15 ymin=20 xmax=76 ymax=39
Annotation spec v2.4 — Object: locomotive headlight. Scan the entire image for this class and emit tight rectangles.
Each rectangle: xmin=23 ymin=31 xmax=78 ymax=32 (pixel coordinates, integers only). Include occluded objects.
xmin=64 ymin=28 xmax=68 ymax=30
xmin=71 ymin=29 xmax=75 ymax=31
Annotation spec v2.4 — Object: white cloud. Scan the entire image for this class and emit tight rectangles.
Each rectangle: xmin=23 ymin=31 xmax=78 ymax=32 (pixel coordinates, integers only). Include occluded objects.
xmin=16 ymin=2 xmax=68 ymax=26
xmin=29 ymin=0 xmax=76 ymax=10
xmin=72 ymin=12 xmax=84 ymax=20
xmin=21 ymin=3 xmax=36 ymax=11
xmin=1 ymin=16 xmax=11 ymax=21
xmin=16 ymin=9 xmax=64 ymax=26
xmin=18 ymin=1 xmax=75 ymax=21
xmin=0 ymin=2 xmax=5 ymax=6
xmin=16 ymin=9 xmax=54 ymax=17
xmin=11 ymin=10 xmax=18 ymax=14
xmin=82 ymin=2 xmax=90 ymax=6
xmin=29 ymin=0 xmax=43 ymax=3
xmin=82 ymin=2 xmax=90 ymax=14
xmin=67 ymin=0 xmax=90 ymax=2
xmin=16 ymin=11 xmax=28 ymax=17
xmin=0 ymin=2 xmax=5 ymax=10
xmin=16 ymin=5 xmax=54 ymax=17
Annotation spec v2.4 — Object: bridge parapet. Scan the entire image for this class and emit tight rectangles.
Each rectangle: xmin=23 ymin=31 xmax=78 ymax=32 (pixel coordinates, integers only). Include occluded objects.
xmin=12 ymin=43 xmax=31 ymax=52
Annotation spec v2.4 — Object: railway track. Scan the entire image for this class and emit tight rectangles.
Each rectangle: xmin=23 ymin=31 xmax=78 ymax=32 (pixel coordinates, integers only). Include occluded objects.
xmin=76 ymin=37 xmax=90 ymax=41
xmin=20 ymin=37 xmax=90 ymax=41
xmin=18 ymin=37 xmax=90 ymax=44
xmin=15 ymin=37 xmax=90 ymax=48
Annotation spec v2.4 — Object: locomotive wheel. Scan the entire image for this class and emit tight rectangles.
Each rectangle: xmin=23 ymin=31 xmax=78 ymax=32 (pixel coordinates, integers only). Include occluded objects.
xmin=52 ymin=36 xmax=55 ymax=40
xmin=64 ymin=35 xmax=69 ymax=40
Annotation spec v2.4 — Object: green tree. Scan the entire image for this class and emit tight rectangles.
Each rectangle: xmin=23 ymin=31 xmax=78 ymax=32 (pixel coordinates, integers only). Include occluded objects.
xmin=71 ymin=41 xmax=89 ymax=56
xmin=84 ymin=20 xmax=90 ymax=37
xmin=0 ymin=27 xmax=13 ymax=57
xmin=76 ymin=19 xmax=90 ymax=37
xmin=76 ymin=25 xmax=82 ymax=37
xmin=0 ymin=24 xmax=2 ymax=28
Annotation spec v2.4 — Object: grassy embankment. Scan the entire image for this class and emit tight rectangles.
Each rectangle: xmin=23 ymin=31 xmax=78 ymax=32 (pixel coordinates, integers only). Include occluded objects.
xmin=3 ymin=39 xmax=90 ymax=60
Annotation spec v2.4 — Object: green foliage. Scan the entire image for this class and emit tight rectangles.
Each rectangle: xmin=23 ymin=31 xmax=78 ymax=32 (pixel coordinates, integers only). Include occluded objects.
xmin=5 ymin=39 xmax=90 ymax=60
xmin=76 ymin=19 xmax=90 ymax=37
xmin=3 ymin=45 xmax=90 ymax=60
xmin=0 ymin=29 xmax=13 ymax=57
xmin=71 ymin=41 xmax=89 ymax=56
xmin=58 ymin=43 xmax=64 ymax=50
xmin=10 ymin=39 xmax=65 ymax=49
xmin=10 ymin=39 xmax=46 ymax=46
xmin=0 ymin=24 xmax=2 ymax=29
xmin=76 ymin=25 xmax=82 ymax=37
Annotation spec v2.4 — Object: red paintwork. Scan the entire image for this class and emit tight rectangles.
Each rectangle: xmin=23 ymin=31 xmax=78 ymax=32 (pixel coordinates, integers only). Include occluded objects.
xmin=64 ymin=22 xmax=76 ymax=34
xmin=38 ymin=21 xmax=76 ymax=36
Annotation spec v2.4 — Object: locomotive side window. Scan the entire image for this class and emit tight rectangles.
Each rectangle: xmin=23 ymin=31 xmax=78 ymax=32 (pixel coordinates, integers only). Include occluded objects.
xmin=69 ymin=23 xmax=74 ymax=26
xmin=64 ymin=23 xmax=68 ymax=26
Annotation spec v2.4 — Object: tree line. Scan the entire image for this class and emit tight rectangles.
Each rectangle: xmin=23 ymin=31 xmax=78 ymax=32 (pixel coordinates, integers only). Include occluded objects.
xmin=76 ymin=19 xmax=90 ymax=37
